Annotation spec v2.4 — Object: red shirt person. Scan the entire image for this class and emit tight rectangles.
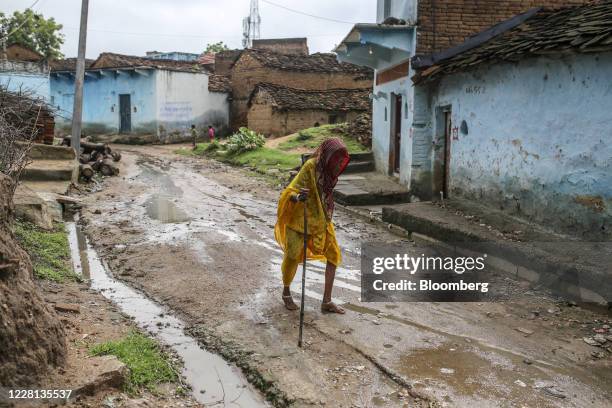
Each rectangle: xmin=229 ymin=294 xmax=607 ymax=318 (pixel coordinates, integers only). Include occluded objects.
xmin=208 ymin=126 xmax=215 ymax=142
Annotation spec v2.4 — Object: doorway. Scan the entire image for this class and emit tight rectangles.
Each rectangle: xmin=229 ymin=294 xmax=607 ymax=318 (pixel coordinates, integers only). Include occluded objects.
xmin=119 ymin=94 xmax=131 ymax=133
xmin=433 ymin=106 xmax=451 ymax=198
xmin=389 ymin=94 xmax=402 ymax=175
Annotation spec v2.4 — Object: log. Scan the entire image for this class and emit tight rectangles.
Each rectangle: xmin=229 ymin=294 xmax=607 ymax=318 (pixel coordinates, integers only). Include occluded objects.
xmin=99 ymin=159 xmax=119 ymax=176
xmin=110 ymin=151 xmax=122 ymax=162
xmin=91 ymin=159 xmax=103 ymax=172
xmin=82 ymin=142 xmax=108 ymax=154
xmin=79 ymin=153 xmax=91 ymax=164
xmin=79 ymin=164 xmax=94 ymax=181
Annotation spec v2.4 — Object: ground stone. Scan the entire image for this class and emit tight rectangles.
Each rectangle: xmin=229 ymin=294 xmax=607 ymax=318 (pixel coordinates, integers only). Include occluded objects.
xmin=72 ymin=355 xmax=128 ymax=397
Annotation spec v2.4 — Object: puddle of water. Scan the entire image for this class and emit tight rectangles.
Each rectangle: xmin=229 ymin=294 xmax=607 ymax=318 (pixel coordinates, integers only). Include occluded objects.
xmin=146 ymin=194 xmax=191 ymax=223
xmin=66 ymin=221 xmax=267 ymax=407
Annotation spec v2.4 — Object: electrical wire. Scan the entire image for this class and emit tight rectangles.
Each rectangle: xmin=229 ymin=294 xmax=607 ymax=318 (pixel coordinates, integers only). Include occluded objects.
xmin=60 ymin=26 xmax=345 ymax=39
xmin=260 ymin=0 xmax=356 ymax=25
xmin=0 ymin=0 xmax=42 ymax=40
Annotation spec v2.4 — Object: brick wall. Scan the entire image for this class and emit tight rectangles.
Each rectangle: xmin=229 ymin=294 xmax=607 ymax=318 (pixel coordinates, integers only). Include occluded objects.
xmin=416 ymin=0 xmax=590 ymax=55
xmin=231 ymin=53 xmax=372 ymax=130
xmin=248 ymin=95 xmax=363 ymax=137
xmin=252 ymin=39 xmax=309 ymax=55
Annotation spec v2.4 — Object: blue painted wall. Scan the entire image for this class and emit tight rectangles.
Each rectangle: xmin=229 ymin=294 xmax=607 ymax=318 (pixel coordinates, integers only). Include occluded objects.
xmin=51 ymin=70 xmax=157 ymax=136
xmin=51 ymin=69 xmax=229 ymax=140
xmin=0 ymin=62 xmax=50 ymax=101
xmin=411 ymin=52 xmax=612 ymax=238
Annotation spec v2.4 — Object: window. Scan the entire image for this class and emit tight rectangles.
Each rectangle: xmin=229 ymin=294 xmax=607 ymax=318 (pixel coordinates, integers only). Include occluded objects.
xmin=383 ymin=0 xmax=392 ymax=19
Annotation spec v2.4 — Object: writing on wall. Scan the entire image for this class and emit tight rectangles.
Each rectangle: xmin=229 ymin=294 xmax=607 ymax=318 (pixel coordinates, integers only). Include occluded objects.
xmin=159 ymin=101 xmax=193 ymax=121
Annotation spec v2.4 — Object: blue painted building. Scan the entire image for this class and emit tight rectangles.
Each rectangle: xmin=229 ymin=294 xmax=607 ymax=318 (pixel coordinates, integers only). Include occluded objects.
xmin=335 ymin=1 xmax=416 ymax=183
xmin=50 ymin=53 xmax=229 ymax=141
xmin=410 ymin=3 xmax=612 ymax=238
xmin=0 ymin=60 xmax=50 ymax=101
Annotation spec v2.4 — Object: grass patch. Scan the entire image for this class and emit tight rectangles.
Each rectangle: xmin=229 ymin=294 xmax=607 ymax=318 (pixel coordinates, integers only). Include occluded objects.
xmin=278 ymin=124 xmax=368 ymax=154
xmin=174 ymin=142 xmax=209 ymax=156
xmin=90 ymin=331 xmax=178 ymax=394
xmin=14 ymin=220 xmax=80 ymax=283
xmin=224 ymin=147 xmax=301 ymax=173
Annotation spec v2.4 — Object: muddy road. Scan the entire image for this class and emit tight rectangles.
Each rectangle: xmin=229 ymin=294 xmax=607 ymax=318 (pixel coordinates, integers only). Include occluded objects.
xmin=78 ymin=145 xmax=611 ymax=407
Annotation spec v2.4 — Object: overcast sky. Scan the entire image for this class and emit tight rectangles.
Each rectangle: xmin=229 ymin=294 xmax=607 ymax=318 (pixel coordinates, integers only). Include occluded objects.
xmin=3 ymin=0 xmax=376 ymax=58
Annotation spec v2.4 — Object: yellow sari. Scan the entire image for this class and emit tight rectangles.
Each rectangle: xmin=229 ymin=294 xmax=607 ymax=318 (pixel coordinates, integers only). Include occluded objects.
xmin=274 ymin=158 xmax=341 ymax=286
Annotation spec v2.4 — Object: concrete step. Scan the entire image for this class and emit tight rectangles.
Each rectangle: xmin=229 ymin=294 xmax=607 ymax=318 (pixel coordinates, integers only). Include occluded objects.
xmin=382 ymin=202 xmax=611 ymax=305
xmin=334 ymin=172 xmax=411 ymax=206
xmin=25 ymin=143 xmax=76 ymax=161
xmin=344 ymin=160 xmax=375 ymax=174
xmin=21 ymin=159 xmax=78 ymax=182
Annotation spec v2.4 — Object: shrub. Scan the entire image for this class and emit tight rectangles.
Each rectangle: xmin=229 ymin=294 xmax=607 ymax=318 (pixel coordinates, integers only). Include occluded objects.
xmin=204 ymin=140 xmax=220 ymax=153
xmin=226 ymin=127 xmax=265 ymax=155
xmin=297 ymin=131 xmax=312 ymax=141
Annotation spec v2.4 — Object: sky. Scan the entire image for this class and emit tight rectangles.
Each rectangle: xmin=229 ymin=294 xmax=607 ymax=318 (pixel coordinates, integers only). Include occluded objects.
xmin=2 ymin=0 xmax=376 ymax=59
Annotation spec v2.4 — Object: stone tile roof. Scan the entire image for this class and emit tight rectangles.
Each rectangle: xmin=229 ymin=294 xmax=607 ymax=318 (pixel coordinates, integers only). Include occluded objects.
xmin=249 ymin=83 xmax=371 ymax=112
xmin=89 ymin=52 xmax=209 ymax=73
xmin=414 ymin=1 xmax=612 ymax=83
xmin=244 ymin=49 xmax=373 ymax=77
xmin=49 ymin=58 xmax=95 ymax=71
xmin=208 ymin=74 xmax=231 ymax=93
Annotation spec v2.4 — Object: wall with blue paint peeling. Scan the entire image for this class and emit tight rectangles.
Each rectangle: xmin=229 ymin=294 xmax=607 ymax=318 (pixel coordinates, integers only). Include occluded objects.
xmin=51 ymin=69 xmax=229 ymax=141
xmin=0 ymin=71 xmax=50 ymax=100
xmin=51 ymin=70 xmax=157 ymax=136
xmin=412 ymin=52 xmax=612 ymax=238
xmin=372 ymin=75 xmax=414 ymax=185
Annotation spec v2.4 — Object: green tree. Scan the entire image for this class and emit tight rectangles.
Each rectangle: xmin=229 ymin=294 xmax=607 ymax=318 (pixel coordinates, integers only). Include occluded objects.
xmin=0 ymin=9 xmax=65 ymax=59
xmin=204 ymin=41 xmax=229 ymax=54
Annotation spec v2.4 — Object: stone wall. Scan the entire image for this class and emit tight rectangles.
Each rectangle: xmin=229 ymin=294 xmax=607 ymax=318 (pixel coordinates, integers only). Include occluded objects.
xmin=248 ymin=97 xmax=362 ymax=137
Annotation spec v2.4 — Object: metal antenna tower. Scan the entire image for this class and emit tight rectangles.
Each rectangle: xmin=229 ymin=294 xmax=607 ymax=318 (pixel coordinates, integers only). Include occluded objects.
xmin=242 ymin=0 xmax=261 ymax=48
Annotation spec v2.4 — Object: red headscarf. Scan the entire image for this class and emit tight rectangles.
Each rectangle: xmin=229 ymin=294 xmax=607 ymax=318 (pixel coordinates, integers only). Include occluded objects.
xmin=313 ymin=138 xmax=350 ymax=218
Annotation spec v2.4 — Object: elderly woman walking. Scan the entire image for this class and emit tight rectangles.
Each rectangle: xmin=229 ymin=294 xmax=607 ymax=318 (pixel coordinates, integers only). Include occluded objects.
xmin=275 ymin=138 xmax=350 ymax=314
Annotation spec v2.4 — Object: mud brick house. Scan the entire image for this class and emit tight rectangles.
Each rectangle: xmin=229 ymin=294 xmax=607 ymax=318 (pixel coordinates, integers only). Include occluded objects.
xmin=252 ymin=38 xmax=309 ymax=55
xmin=247 ymin=83 xmax=370 ymax=137
xmin=408 ymin=2 xmax=612 ymax=239
xmin=227 ymin=49 xmax=373 ymax=131
xmin=335 ymin=0 xmax=590 ymax=185
xmin=50 ymin=53 xmax=229 ymax=141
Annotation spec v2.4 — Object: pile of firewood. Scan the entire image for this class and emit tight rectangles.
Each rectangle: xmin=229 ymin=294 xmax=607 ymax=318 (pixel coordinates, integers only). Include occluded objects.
xmin=61 ymin=137 xmax=121 ymax=181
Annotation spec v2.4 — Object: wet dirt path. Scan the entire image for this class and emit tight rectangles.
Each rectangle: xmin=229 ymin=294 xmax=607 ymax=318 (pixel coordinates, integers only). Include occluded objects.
xmin=78 ymin=145 xmax=611 ymax=408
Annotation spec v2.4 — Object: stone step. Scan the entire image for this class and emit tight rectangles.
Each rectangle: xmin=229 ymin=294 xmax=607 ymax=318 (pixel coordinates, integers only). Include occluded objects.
xmin=344 ymin=160 xmax=375 ymax=174
xmin=25 ymin=143 xmax=76 ymax=161
xmin=334 ymin=172 xmax=411 ymax=206
xmin=21 ymin=159 xmax=78 ymax=182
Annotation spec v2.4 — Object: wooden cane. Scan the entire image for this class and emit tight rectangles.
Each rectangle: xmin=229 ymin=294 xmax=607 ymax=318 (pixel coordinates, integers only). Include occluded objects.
xmin=298 ymin=196 xmax=307 ymax=348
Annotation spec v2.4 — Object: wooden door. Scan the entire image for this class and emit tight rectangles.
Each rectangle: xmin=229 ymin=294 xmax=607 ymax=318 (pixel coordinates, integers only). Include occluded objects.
xmin=119 ymin=94 xmax=131 ymax=133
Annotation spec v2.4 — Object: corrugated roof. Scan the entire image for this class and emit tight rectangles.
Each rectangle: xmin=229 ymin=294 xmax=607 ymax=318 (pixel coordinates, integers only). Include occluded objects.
xmin=249 ymin=83 xmax=371 ymax=112
xmin=243 ymin=49 xmax=373 ymax=77
xmin=414 ymin=1 xmax=612 ymax=83
xmin=208 ymin=74 xmax=231 ymax=93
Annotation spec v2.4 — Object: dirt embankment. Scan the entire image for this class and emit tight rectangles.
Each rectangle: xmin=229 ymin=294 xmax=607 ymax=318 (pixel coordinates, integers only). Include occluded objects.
xmin=0 ymin=174 xmax=66 ymax=387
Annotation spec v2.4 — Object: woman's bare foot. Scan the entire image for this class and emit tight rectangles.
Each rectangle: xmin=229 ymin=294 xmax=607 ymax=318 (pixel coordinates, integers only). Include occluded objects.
xmin=283 ymin=295 xmax=298 ymax=310
xmin=321 ymin=301 xmax=345 ymax=314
